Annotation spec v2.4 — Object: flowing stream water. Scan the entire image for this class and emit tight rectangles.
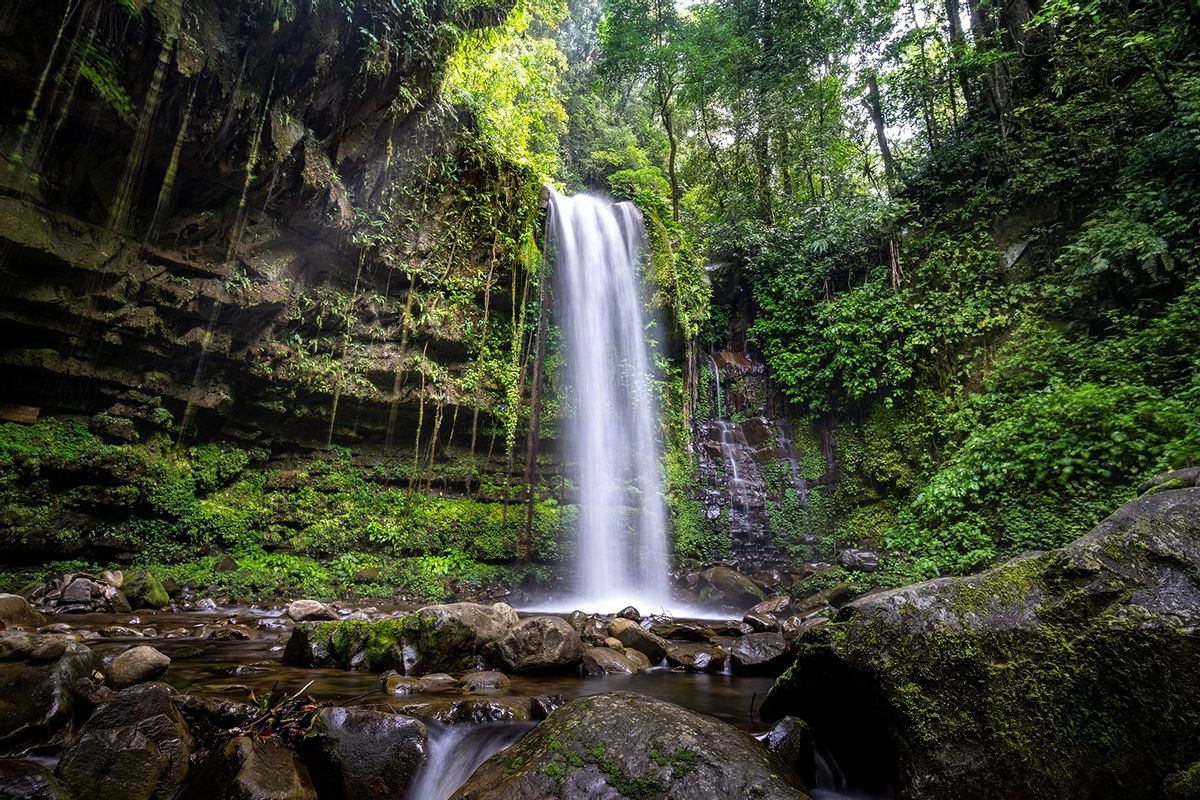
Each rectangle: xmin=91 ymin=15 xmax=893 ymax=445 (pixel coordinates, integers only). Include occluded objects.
xmin=548 ymin=191 xmax=670 ymax=611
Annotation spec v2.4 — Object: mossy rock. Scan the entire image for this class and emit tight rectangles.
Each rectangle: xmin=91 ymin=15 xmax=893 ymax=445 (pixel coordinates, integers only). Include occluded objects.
xmin=762 ymin=488 xmax=1200 ymax=800
xmin=452 ymin=692 xmax=810 ymax=799
xmin=123 ymin=569 xmax=171 ymax=610
xmin=282 ymin=602 xmax=518 ymax=675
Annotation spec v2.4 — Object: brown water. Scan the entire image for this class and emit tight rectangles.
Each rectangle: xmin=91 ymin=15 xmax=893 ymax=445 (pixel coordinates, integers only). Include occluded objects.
xmin=62 ymin=603 xmax=777 ymax=730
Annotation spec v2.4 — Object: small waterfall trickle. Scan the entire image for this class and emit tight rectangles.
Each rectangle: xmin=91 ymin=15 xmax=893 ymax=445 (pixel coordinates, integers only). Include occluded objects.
xmin=406 ymin=721 xmax=533 ymax=800
xmin=709 ymin=353 xmax=724 ymax=421
xmin=549 ymin=191 xmax=669 ymax=609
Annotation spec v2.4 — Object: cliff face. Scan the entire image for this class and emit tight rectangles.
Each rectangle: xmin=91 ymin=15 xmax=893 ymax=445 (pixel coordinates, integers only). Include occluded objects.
xmin=0 ymin=0 xmax=538 ymax=470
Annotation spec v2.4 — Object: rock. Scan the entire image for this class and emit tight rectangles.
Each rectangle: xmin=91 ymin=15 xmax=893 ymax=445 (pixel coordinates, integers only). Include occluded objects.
xmin=194 ymin=598 xmax=218 ymax=611
xmin=108 ymin=645 xmax=170 ymax=689
xmin=729 ymin=633 xmax=791 ymax=675
xmin=28 ymin=639 xmax=67 ymax=663
xmin=451 ymin=692 xmax=810 ymax=799
xmin=180 ymin=736 xmax=316 ymax=800
xmin=56 ymin=682 xmax=192 ymax=800
xmin=485 ymin=616 xmax=582 ymax=673
xmin=607 ymin=618 xmax=669 ymax=663
xmin=762 ymin=488 xmax=1200 ymax=799
xmin=390 ymin=697 xmax=534 ymax=724
xmin=301 ymin=707 xmax=427 ymax=800
xmin=580 ymin=646 xmax=640 ymax=675
xmin=531 ymin=695 xmax=564 ymax=719
xmin=173 ymin=695 xmax=257 ymax=731
xmin=699 ymin=566 xmax=767 ymax=606
xmin=617 ymin=606 xmax=641 ymax=622
xmin=650 ymin=621 xmax=715 ymax=642
xmin=213 ymin=556 xmax=239 ymax=573
xmin=122 ymin=570 xmax=170 ymax=610
xmin=419 ymin=673 xmax=459 ymax=692
xmin=461 ymin=671 xmax=510 ymax=692
xmin=665 ymin=644 xmax=725 ymax=673
xmin=286 ymin=603 xmax=518 ymax=675
xmin=0 ymin=595 xmax=46 ymax=628
xmin=0 ymin=759 xmax=71 ymax=800
xmin=0 ymin=632 xmax=101 ymax=753
xmin=59 ymin=578 xmax=100 ymax=606
xmin=1139 ymin=467 xmax=1200 ymax=496
xmin=762 ymin=717 xmax=814 ymax=786
xmin=743 ymin=611 xmax=780 ymax=632
xmin=623 ymin=648 xmax=652 ymax=670
xmin=100 ymin=570 xmax=124 ymax=589
xmin=751 ymin=596 xmax=791 ymax=616
xmin=836 ymin=549 xmax=879 ymax=573
xmin=285 ymin=600 xmax=336 ymax=623
xmin=383 ymin=674 xmax=425 ymax=695
xmin=73 ymin=676 xmax=118 ymax=708
xmin=602 ymin=637 xmax=623 ymax=649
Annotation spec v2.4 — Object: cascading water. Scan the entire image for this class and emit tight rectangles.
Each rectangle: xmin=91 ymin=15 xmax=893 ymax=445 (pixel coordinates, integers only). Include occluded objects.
xmin=548 ymin=190 xmax=670 ymax=610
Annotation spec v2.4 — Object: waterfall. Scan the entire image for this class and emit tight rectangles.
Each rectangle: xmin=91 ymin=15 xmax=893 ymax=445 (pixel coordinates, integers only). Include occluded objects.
xmin=549 ymin=191 xmax=670 ymax=609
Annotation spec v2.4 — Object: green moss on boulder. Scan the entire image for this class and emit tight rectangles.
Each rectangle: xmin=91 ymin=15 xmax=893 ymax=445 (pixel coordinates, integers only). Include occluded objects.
xmin=763 ymin=488 xmax=1200 ymax=799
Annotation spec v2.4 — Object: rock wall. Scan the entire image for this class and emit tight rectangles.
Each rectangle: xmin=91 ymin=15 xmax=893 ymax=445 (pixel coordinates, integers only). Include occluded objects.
xmin=0 ymin=0 xmax=545 ymax=476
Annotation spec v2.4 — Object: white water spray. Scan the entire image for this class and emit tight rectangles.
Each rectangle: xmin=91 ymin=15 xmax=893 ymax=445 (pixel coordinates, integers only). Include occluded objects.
xmin=549 ymin=191 xmax=670 ymax=610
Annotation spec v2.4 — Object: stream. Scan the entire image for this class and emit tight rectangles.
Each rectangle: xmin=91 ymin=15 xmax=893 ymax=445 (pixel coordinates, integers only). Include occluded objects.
xmin=49 ymin=602 xmax=887 ymax=799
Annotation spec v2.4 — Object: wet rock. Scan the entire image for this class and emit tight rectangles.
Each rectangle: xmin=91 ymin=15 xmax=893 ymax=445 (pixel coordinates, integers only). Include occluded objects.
xmin=751 ymin=596 xmax=791 ymax=616
xmin=98 ymin=625 xmax=142 ymax=638
xmin=699 ymin=566 xmax=768 ymax=607
xmin=461 ymin=671 xmax=510 ymax=692
xmin=451 ymin=692 xmax=810 ymax=799
xmin=287 ymin=604 xmax=518 ymax=675
xmin=485 ymin=616 xmax=582 ymax=673
xmin=56 ymin=682 xmax=192 ymax=800
xmin=28 ymin=639 xmax=68 ymax=663
xmin=0 ymin=632 xmax=101 ymax=753
xmin=0 ymin=595 xmax=46 ymax=628
xmin=603 ymin=636 xmax=623 ymax=649
xmin=623 ymin=648 xmax=652 ymax=670
xmin=665 ymin=643 xmax=725 ymax=673
xmin=391 ymin=697 xmax=533 ymax=724
xmin=743 ymin=611 xmax=780 ymax=632
xmin=73 ymin=676 xmax=118 ymax=708
xmin=836 ymin=550 xmax=879 ymax=573
xmin=181 ymin=736 xmax=316 ymax=800
xmin=194 ymin=598 xmax=218 ymax=611
xmin=419 ymin=673 xmax=460 ymax=692
xmin=383 ymin=674 xmax=425 ymax=695
xmin=729 ymin=633 xmax=792 ymax=675
xmin=762 ymin=487 xmax=1200 ymax=799
xmin=580 ymin=646 xmax=640 ymax=675
xmin=617 ymin=606 xmax=641 ymax=622
xmin=173 ymin=695 xmax=257 ymax=730
xmin=302 ymin=707 xmax=427 ymax=800
xmin=122 ymin=570 xmax=171 ymax=610
xmin=711 ymin=621 xmax=752 ymax=637
xmin=531 ymin=695 xmax=564 ymax=719
xmin=650 ymin=621 xmax=715 ymax=642
xmin=285 ymin=600 xmax=336 ymax=623
xmin=763 ymin=717 xmax=814 ymax=786
xmin=607 ymin=618 xmax=669 ymax=663
xmin=0 ymin=759 xmax=71 ymax=800
xmin=108 ymin=645 xmax=170 ymax=689
xmin=404 ymin=603 xmax=518 ymax=675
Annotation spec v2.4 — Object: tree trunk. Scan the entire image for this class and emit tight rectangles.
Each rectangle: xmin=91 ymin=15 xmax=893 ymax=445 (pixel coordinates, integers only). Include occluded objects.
xmin=864 ymin=74 xmax=896 ymax=185
xmin=520 ymin=278 xmax=550 ymax=562
xmin=944 ymin=0 xmax=976 ymax=113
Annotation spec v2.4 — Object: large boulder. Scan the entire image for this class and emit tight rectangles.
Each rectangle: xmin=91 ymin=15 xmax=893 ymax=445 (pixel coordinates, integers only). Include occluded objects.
xmin=485 ymin=616 xmax=582 ymax=673
xmin=699 ymin=566 xmax=767 ymax=607
xmin=301 ymin=707 xmax=427 ymax=800
xmin=107 ymin=645 xmax=170 ymax=689
xmin=284 ymin=603 xmax=517 ymax=675
xmin=452 ymin=692 xmax=810 ymax=799
xmin=0 ymin=595 xmax=45 ymax=628
xmin=580 ymin=647 xmax=641 ymax=675
xmin=56 ymin=682 xmax=192 ymax=800
xmin=0 ymin=632 xmax=101 ymax=754
xmin=180 ymin=736 xmax=316 ymax=800
xmin=762 ymin=487 xmax=1200 ymax=800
